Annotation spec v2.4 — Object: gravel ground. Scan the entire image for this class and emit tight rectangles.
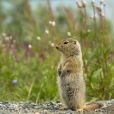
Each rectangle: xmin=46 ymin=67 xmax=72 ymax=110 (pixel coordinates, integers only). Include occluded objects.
xmin=0 ymin=100 xmax=114 ymax=114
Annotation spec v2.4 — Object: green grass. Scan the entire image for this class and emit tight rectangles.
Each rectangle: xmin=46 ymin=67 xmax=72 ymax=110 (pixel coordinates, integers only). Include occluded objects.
xmin=0 ymin=52 xmax=58 ymax=102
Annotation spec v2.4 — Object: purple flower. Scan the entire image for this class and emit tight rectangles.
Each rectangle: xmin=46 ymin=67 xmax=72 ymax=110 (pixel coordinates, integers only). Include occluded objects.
xmin=12 ymin=80 xmax=17 ymax=86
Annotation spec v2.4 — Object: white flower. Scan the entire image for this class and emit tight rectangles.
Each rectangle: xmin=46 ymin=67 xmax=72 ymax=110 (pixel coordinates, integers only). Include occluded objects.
xmin=49 ymin=21 xmax=56 ymax=27
xmin=67 ymin=32 xmax=71 ymax=36
xmin=82 ymin=0 xmax=87 ymax=6
xmin=28 ymin=44 xmax=32 ymax=49
xmin=101 ymin=12 xmax=105 ymax=17
xmin=87 ymin=29 xmax=91 ymax=33
xmin=76 ymin=1 xmax=82 ymax=8
xmin=51 ymin=43 xmax=54 ymax=47
xmin=36 ymin=36 xmax=41 ymax=40
xmin=45 ymin=30 xmax=49 ymax=34
xmin=49 ymin=41 xmax=55 ymax=47
xmin=5 ymin=36 xmax=10 ymax=41
xmin=2 ymin=33 xmax=6 ymax=37
xmin=90 ymin=14 xmax=97 ymax=19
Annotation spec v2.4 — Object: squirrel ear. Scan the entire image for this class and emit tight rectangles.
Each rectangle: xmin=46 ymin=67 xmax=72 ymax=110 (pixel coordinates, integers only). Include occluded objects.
xmin=73 ymin=40 xmax=77 ymax=44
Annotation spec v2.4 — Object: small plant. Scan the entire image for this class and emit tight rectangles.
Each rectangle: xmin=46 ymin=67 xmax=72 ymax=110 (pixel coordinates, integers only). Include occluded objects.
xmin=76 ymin=0 xmax=113 ymax=101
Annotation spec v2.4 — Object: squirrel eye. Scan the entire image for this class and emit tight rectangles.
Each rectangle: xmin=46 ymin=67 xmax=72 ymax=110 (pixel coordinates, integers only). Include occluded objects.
xmin=64 ymin=41 xmax=69 ymax=44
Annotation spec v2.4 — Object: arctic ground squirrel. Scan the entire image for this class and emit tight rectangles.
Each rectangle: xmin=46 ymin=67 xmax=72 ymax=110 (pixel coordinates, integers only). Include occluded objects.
xmin=55 ymin=38 xmax=102 ymax=111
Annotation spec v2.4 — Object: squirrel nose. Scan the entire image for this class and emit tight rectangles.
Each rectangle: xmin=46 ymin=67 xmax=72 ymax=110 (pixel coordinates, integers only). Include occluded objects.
xmin=55 ymin=45 xmax=59 ymax=50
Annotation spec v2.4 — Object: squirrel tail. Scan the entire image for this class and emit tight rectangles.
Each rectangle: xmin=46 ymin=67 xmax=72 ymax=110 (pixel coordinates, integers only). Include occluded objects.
xmin=83 ymin=102 xmax=103 ymax=111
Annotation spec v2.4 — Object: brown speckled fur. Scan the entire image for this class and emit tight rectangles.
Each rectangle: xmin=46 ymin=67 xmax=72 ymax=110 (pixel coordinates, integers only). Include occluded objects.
xmin=56 ymin=38 xmax=102 ymax=111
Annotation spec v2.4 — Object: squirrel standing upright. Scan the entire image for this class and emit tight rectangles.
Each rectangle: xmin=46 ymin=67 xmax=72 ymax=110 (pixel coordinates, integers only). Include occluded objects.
xmin=55 ymin=38 xmax=102 ymax=111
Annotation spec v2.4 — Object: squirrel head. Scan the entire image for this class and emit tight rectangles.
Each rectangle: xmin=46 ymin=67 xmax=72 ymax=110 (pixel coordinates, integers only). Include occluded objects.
xmin=56 ymin=38 xmax=82 ymax=57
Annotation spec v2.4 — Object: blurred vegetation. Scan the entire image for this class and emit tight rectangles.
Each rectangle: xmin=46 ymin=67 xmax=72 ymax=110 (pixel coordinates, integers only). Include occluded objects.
xmin=0 ymin=0 xmax=114 ymax=102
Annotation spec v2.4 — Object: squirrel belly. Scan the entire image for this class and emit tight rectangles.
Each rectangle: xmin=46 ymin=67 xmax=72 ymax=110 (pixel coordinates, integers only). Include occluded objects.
xmin=57 ymin=72 xmax=86 ymax=110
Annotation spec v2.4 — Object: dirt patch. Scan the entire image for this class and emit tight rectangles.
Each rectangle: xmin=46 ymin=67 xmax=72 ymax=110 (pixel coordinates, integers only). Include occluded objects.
xmin=0 ymin=100 xmax=114 ymax=114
